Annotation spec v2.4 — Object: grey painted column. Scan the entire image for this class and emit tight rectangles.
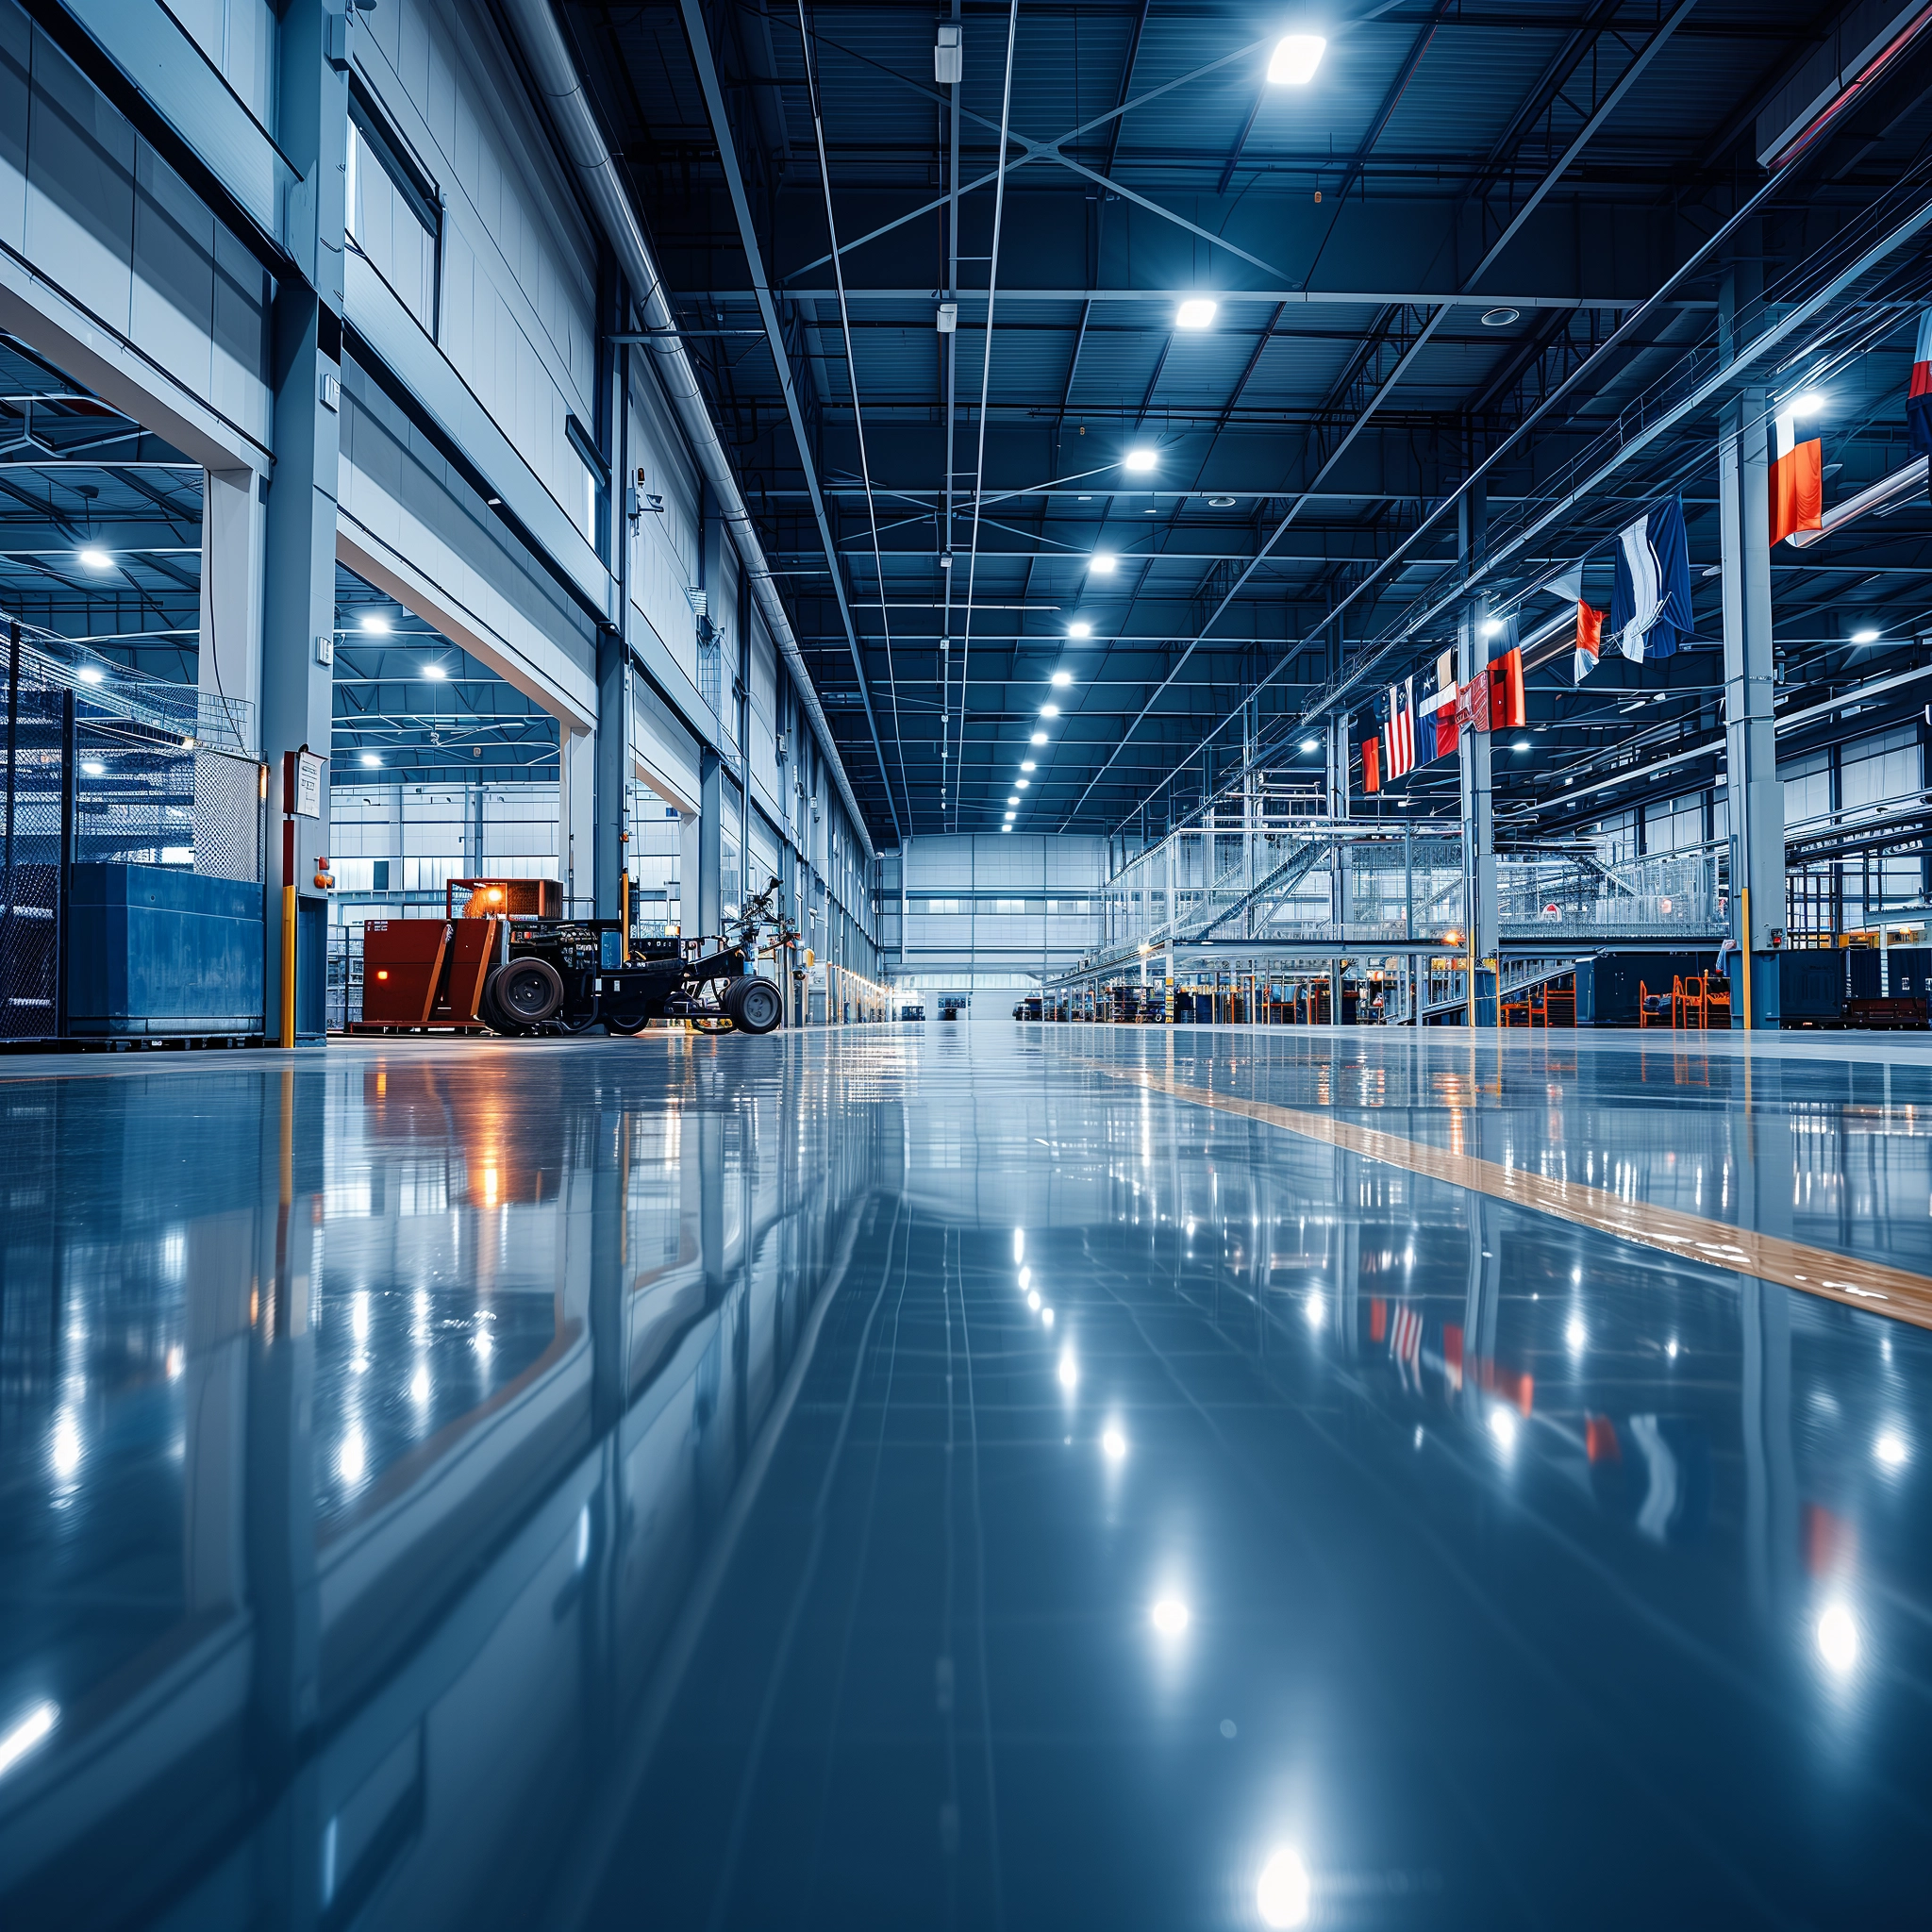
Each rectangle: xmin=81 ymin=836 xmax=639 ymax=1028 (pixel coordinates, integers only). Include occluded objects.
xmin=198 ymin=468 xmax=266 ymax=749
xmin=593 ymin=628 xmax=626 ymax=921
xmin=699 ymin=748 xmax=723 ymax=940
xmin=1325 ymin=712 xmax=1349 ymax=820
xmin=260 ymin=0 xmax=349 ymax=1031
xmin=1457 ymin=484 xmax=1497 ymax=1025
xmin=1718 ymin=258 xmax=1785 ymax=1025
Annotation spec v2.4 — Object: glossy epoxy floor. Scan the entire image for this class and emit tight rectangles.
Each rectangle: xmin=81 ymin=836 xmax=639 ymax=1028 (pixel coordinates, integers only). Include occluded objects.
xmin=4 ymin=1024 xmax=1932 ymax=1929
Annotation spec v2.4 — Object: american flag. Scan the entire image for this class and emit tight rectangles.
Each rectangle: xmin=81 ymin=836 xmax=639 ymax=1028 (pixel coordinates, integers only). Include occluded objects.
xmin=1385 ymin=678 xmax=1416 ymax=778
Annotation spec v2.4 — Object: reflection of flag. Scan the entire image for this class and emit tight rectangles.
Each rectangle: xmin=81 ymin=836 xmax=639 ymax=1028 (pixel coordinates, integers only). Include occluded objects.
xmin=1574 ymin=603 xmax=1604 ymax=685
xmin=1390 ymin=1302 xmax=1422 ymax=1365
xmin=1770 ymin=409 xmax=1823 ymax=545
xmin=1369 ymin=1296 xmax=1387 ymax=1342
xmin=1442 ymin=1322 xmax=1464 ymax=1391
xmin=1609 ymin=497 xmax=1693 ymax=662
xmin=1910 ymin=308 xmax=1932 ymax=457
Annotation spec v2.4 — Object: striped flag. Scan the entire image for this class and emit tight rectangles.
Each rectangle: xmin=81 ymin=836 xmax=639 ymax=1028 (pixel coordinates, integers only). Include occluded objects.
xmin=1385 ymin=678 xmax=1416 ymax=777
xmin=1911 ymin=308 xmax=1932 ymax=456
xmin=1390 ymin=1302 xmax=1423 ymax=1367
xmin=1770 ymin=408 xmax=1823 ymax=545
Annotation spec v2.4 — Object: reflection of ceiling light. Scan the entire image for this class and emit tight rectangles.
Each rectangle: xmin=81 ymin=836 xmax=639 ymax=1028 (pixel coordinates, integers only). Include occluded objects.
xmin=1027 ymin=1291 xmax=1041 ymax=1311
xmin=1256 ymin=1848 xmax=1311 ymax=1928
xmin=1489 ymin=1406 xmax=1518 ymax=1449
xmin=360 ymin=752 xmax=382 ymax=767
xmin=1090 ymin=553 xmax=1117 ymax=575
xmin=1041 ymin=1307 xmax=1055 ymax=1327
xmin=358 ymin=613 xmax=391 ymax=634
xmin=1267 ymin=33 xmax=1324 ymax=83
xmin=1102 ymin=1426 xmax=1126 ymax=1460
xmin=1058 ymin=1351 xmax=1078 ymax=1389
xmin=1069 ymin=620 xmax=1091 ymax=638
xmin=1150 ymin=1597 xmax=1190 ymax=1636
xmin=1123 ymin=448 xmax=1157 ymax=473
xmin=1051 ymin=669 xmax=1074 ymax=687
xmin=1816 ymin=1603 xmax=1858 ymax=1674
xmin=1175 ymin=297 xmax=1218 ymax=330
xmin=77 ymin=547 xmax=112 ymax=570
xmin=1566 ymin=1318 xmax=1586 ymax=1349
xmin=0 ymin=1702 xmax=58 ymax=1781
xmin=1875 ymin=1431 xmax=1908 ymax=1466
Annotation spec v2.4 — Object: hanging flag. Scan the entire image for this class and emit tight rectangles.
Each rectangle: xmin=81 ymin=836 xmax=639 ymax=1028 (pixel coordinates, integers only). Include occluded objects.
xmin=1385 ymin=677 xmax=1416 ymax=778
xmin=1417 ymin=669 xmax=1456 ymax=765
xmin=1608 ymin=496 xmax=1694 ymax=662
xmin=1770 ymin=408 xmax=1823 ymax=546
xmin=1910 ymin=308 xmax=1932 ymax=457
xmin=1574 ymin=602 xmax=1605 ymax=685
xmin=1486 ymin=645 xmax=1526 ymax=732
xmin=1362 ymin=728 xmax=1381 ymax=794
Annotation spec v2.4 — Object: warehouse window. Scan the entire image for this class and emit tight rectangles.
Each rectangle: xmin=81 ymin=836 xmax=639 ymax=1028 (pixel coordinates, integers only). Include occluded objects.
xmin=991 ymin=898 xmax=1027 ymax=916
xmin=926 ymin=897 xmax=962 ymax=915
xmin=346 ymin=78 xmax=441 ymax=336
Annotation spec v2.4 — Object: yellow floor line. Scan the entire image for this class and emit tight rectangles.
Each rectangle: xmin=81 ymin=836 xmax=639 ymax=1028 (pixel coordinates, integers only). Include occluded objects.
xmin=1087 ymin=1058 xmax=1932 ymax=1331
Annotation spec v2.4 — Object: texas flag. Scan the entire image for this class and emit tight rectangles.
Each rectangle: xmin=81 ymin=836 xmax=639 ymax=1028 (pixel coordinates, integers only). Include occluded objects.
xmin=1770 ymin=407 xmax=1823 ymax=546
xmin=1416 ymin=666 xmax=1457 ymax=764
xmin=1910 ymin=307 xmax=1932 ymax=457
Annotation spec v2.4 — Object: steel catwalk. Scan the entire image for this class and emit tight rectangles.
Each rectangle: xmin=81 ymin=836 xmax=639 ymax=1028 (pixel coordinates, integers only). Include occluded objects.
xmin=2 ymin=1024 xmax=1930 ymax=1929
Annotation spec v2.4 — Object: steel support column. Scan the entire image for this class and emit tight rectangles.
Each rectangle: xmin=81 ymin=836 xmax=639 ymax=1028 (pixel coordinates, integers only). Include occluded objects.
xmin=1457 ymin=484 xmax=1497 ymax=1025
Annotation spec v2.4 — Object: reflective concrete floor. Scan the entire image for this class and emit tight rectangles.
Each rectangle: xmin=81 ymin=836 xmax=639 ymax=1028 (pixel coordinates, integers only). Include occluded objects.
xmin=4 ymin=1024 xmax=1932 ymax=1928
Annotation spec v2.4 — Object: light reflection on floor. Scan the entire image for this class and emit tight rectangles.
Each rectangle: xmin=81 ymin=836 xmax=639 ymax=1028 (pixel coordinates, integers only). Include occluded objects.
xmin=0 ymin=1025 xmax=1929 ymax=1927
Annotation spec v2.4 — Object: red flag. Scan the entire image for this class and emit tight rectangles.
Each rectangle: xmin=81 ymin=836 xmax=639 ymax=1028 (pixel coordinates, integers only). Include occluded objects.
xmin=1770 ymin=438 xmax=1823 ymax=545
xmin=1486 ymin=646 xmax=1526 ymax=731
xmin=1362 ymin=734 xmax=1380 ymax=794
xmin=1574 ymin=603 xmax=1604 ymax=685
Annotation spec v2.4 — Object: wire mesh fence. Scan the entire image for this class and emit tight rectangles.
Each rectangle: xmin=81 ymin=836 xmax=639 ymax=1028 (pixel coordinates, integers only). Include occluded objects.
xmin=0 ymin=645 xmax=67 ymax=1041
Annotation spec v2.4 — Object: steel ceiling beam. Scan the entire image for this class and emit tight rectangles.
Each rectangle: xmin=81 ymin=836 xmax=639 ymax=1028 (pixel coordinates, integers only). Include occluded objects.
xmin=677 ymin=0 xmax=902 ymax=841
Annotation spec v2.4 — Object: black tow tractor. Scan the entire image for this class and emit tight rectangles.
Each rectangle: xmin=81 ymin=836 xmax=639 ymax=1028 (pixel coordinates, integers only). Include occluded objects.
xmin=479 ymin=879 xmax=794 ymax=1037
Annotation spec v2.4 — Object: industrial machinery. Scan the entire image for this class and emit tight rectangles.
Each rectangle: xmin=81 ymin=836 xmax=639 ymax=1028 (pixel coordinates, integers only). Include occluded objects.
xmin=357 ymin=877 xmax=794 ymax=1037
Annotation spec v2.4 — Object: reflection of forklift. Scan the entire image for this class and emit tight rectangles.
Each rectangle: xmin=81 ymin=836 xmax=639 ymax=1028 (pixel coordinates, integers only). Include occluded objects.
xmin=360 ymin=877 xmax=793 ymax=1036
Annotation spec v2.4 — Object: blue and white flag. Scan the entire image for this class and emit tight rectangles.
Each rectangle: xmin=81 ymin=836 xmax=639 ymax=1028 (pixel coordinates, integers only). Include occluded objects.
xmin=1608 ymin=496 xmax=1693 ymax=663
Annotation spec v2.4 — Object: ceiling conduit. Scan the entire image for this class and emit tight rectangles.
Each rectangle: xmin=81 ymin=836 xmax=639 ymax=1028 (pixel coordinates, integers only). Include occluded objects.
xmin=1788 ymin=454 xmax=1928 ymax=546
xmin=499 ymin=0 xmax=877 ymax=861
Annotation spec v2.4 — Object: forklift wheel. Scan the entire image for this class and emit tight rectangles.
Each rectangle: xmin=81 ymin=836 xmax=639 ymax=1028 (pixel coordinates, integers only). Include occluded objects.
xmin=497 ymin=956 xmax=565 ymax=1025
xmin=605 ymin=1005 xmax=649 ymax=1035
xmin=478 ymin=966 xmax=525 ymax=1037
xmin=726 ymin=978 xmax=784 ymax=1035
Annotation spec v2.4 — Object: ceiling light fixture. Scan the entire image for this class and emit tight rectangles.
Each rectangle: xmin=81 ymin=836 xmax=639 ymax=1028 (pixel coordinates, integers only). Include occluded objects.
xmin=1208 ymin=495 xmax=1237 ymax=508
xmin=76 ymin=664 xmax=104 ymax=685
xmin=1040 ymin=703 xmax=1059 ymax=718
xmin=1089 ymin=552 xmax=1118 ymax=575
xmin=1851 ymin=627 xmax=1879 ymax=643
xmin=1481 ymin=307 xmax=1521 ymax=328
xmin=358 ymin=614 xmax=391 ymax=634
xmin=423 ymin=662 xmax=447 ymax=680
xmin=1267 ymin=33 xmax=1325 ymax=83
xmin=1069 ymin=620 xmax=1092 ymax=638
xmin=1051 ymin=669 xmax=1074 ymax=687
xmin=360 ymin=752 xmax=382 ymax=767
xmin=1030 ymin=730 xmax=1048 ymax=745
xmin=1123 ymin=448 xmax=1157 ymax=474
xmin=1300 ymin=738 xmax=1319 ymax=753
xmin=77 ymin=547 xmax=112 ymax=571
xmin=1008 ymin=793 xmax=1021 ymax=806
xmin=1021 ymin=760 xmax=1037 ymax=772
xmin=1175 ymin=297 xmax=1218 ymax=330
xmin=1790 ymin=390 xmax=1827 ymax=417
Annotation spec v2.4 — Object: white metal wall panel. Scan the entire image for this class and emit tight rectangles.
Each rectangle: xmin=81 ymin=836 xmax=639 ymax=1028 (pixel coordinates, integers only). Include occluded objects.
xmin=167 ymin=0 xmax=276 ymax=126
xmin=635 ymin=681 xmax=701 ymax=812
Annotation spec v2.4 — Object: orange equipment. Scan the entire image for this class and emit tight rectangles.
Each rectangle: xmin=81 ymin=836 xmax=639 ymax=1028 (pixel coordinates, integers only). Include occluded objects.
xmin=358 ymin=915 xmax=504 ymax=1031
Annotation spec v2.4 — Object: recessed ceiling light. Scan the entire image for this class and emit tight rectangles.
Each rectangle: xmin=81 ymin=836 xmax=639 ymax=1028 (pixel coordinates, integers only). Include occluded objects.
xmin=1267 ymin=33 xmax=1324 ymax=83
xmin=1069 ymin=620 xmax=1091 ymax=638
xmin=1176 ymin=297 xmax=1217 ymax=330
xmin=1208 ymin=495 xmax=1237 ymax=508
xmin=1123 ymin=448 xmax=1157 ymax=474
xmin=1481 ymin=307 xmax=1521 ymax=328
xmin=77 ymin=546 xmax=112 ymax=570
xmin=359 ymin=614 xmax=391 ymax=634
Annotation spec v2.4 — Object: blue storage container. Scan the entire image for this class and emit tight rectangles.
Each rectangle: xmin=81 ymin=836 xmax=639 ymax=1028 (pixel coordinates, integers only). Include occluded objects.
xmin=1574 ymin=952 xmax=1716 ymax=1025
xmin=1778 ymin=948 xmax=1844 ymax=1025
xmin=68 ymin=864 xmax=264 ymax=1036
